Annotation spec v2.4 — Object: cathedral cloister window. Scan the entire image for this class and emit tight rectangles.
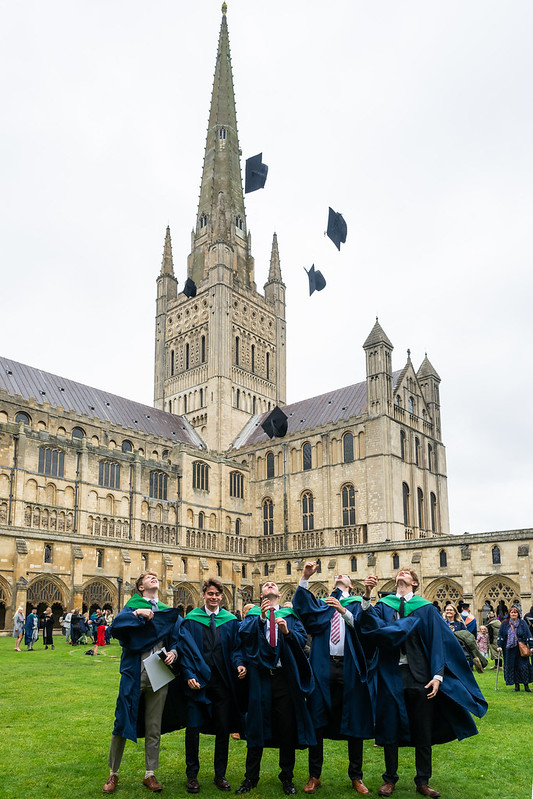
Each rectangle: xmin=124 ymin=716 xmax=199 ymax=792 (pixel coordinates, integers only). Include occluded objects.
xmin=266 ymin=451 xmax=275 ymax=479
xmin=149 ymin=471 xmax=168 ymax=500
xmin=38 ymin=447 xmax=64 ymax=478
xmin=262 ymin=498 xmax=273 ymax=535
xmin=302 ymin=491 xmax=314 ymax=531
xmin=341 ymin=483 xmax=356 ymax=526
xmin=99 ymin=461 xmax=121 ymax=490
xmin=193 ymin=461 xmax=209 ymax=491
xmin=302 ymin=442 xmax=312 ymax=471
xmin=343 ymin=432 xmax=354 ymax=463
xmin=230 ymin=471 xmax=244 ymax=499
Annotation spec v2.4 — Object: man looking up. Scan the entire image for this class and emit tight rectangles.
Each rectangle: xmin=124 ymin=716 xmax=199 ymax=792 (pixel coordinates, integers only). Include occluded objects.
xmin=180 ymin=578 xmax=246 ymax=794
xmin=102 ymin=570 xmax=197 ymax=795
xmin=293 ymin=562 xmax=373 ymax=794
xmin=360 ymin=570 xmax=487 ymax=799
xmin=236 ymin=580 xmax=315 ymax=796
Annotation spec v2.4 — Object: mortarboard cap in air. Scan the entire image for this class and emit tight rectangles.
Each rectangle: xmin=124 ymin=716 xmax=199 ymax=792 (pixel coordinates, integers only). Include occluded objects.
xmin=304 ymin=264 xmax=326 ymax=296
xmin=183 ymin=278 xmax=197 ymax=298
xmin=261 ymin=405 xmax=288 ymax=438
xmin=326 ymin=207 xmax=347 ymax=250
xmin=245 ymin=153 xmax=268 ymax=193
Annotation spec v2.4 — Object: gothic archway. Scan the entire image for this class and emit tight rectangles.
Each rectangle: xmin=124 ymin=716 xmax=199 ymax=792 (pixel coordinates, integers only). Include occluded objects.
xmin=172 ymin=583 xmax=198 ymax=617
xmin=424 ymin=577 xmax=463 ymax=610
xmin=26 ymin=575 xmax=68 ymax=625
xmin=280 ymin=584 xmax=297 ymax=604
xmin=82 ymin=579 xmax=116 ymax=615
xmin=475 ymin=576 xmax=520 ymax=619
xmin=0 ymin=577 xmax=9 ymax=629
xmin=309 ymin=582 xmax=329 ymax=599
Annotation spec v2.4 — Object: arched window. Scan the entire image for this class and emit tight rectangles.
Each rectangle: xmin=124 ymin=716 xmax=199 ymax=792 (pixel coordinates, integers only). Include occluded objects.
xmin=72 ymin=426 xmax=85 ymax=439
xmin=428 ymin=443 xmax=433 ymax=472
xmin=415 ymin=437 xmax=420 ymax=466
xmin=392 ymin=552 xmax=400 ymax=570
xmin=171 ymin=349 xmax=175 ymax=376
xmin=236 ymin=389 xmax=240 ymax=409
xmin=201 ymin=335 xmax=206 ymax=363
xmin=430 ymin=492 xmax=437 ymax=533
xmin=198 ymin=512 xmax=205 ymax=530
xmin=199 ymin=213 xmax=208 ymax=229
xmin=15 ymin=412 xmax=31 ymax=425
xmin=266 ymin=451 xmax=275 ymax=479
xmin=316 ymin=558 xmax=322 ymax=574
xmin=122 ymin=440 xmax=133 ymax=453
xmin=219 ymin=127 xmax=226 ymax=139
xmin=286 ymin=561 xmax=292 ymax=575
xmin=44 ymin=543 xmax=53 ymax=564
xmin=251 ymin=344 xmax=255 ymax=373
xmin=302 ymin=442 xmax=312 ymax=471
xmin=185 ymin=343 xmax=190 ymax=370
xmin=266 ymin=352 xmax=270 ymax=380
xmin=492 ymin=546 xmax=501 ymax=565
xmin=342 ymin=483 xmax=356 ymax=526
xmin=184 ymin=394 xmax=188 ymax=413
xmin=193 ymin=461 xmax=209 ymax=491
xmin=252 ymin=396 xmax=256 ymax=414
xmin=400 ymin=430 xmax=406 ymax=460
xmin=235 ymin=518 xmax=241 ymax=536
xmin=408 ymin=396 xmax=414 ymax=413
xmin=350 ymin=556 xmax=357 ymax=572
xmin=38 ymin=447 xmax=65 ymax=478
xmin=149 ymin=471 xmax=168 ymax=500
xmin=262 ymin=498 xmax=273 ymax=535
xmin=264 ymin=563 xmax=269 ymax=576
xmin=402 ymin=482 xmax=410 ymax=526
xmin=230 ymin=471 xmax=244 ymax=499
xmin=396 ymin=395 xmax=401 ymax=407
xmin=439 ymin=549 xmax=447 ymax=568
xmin=417 ymin=487 xmax=424 ymax=529
xmin=199 ymin=388 xmax=204 ymax=407
xmin=302 ymin=491 xmax=314 ymax=531
xmin=235 ymin=336 xmax=240 ymax=366
xmin=343 ymin=432 xmax=354 ymax=463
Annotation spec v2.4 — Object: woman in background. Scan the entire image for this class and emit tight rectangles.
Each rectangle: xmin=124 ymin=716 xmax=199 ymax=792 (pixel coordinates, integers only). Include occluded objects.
xmin=13 ymin=606 xmax=24 ymax=651
xmin=498 ymin=608 xmax=533 ymax=692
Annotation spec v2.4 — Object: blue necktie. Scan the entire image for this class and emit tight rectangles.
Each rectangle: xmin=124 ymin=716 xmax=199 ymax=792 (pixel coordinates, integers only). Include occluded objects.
xmin=210 ymin=612 xmax=216 ymax=633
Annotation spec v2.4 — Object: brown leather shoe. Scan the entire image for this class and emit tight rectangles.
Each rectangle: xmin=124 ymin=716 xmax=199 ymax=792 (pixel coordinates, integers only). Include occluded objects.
xmin=187 ymin=779 xmax=200 ymax=794
xmin=416 ymin=787 xmax=440 ymax=798
xmin=103 ymin=774 xmax=118 ymax=794
xmin=143 ymin=775 xmax=163 ymax=792
xmin=352 ymin=780 xmax=369 ymax=794
xmin=303 ymin=777 xmax=321 ymax=794
xmin=378 ymin=784 xmax=395 ymax=797
xmin=214 ymin=776 xmax=231 ymax=791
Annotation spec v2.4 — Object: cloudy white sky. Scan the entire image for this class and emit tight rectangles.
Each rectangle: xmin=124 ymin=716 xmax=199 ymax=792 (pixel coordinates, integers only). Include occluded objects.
xmin=1 ymin=1 xmax=531 ymax=535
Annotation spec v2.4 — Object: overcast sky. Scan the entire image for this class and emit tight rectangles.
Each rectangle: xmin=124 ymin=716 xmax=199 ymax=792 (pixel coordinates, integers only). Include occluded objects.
xmin=1 ymin=1 xmax=531 ymax=535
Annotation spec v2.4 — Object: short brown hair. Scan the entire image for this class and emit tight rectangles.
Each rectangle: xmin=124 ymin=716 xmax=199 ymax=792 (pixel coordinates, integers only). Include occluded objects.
xmin=397 ymin=568 xmax=419 ymax=592
xmin=135 ymin=570 xmax=158 ymax=593
xmin=202 ymin=577 xmax=224 ymax=595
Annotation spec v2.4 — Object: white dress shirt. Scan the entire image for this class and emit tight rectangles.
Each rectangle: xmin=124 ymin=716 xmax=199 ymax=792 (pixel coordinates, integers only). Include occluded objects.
xmin=299 ymin=578 xmax=354 ymax=656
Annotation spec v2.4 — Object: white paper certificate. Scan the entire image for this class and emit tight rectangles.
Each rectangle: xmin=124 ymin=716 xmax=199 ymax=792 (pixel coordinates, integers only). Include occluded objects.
xmin=143 ymin=648 xmax=176 ymax=692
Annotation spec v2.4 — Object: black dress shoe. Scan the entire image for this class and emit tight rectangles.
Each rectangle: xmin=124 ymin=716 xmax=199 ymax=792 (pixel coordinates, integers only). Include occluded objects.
xmin=187 ymin=778 xmax=200 ymax=793
xmin=282 ymin=782 xmax=297 ymax=795
xmin=214 ymin=777 xmax=231 ymax=791
xmin=235 ymin=780 xmax=257 ymax=794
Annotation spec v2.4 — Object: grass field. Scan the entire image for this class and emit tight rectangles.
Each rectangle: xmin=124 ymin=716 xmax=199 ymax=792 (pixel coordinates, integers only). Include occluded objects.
xmin=1 ymin=635 xmax=531 ymax=799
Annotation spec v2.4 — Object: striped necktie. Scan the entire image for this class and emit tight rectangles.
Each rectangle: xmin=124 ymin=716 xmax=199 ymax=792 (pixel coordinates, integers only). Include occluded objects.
xmin=331 ymin=610 xmax=341 ymax=645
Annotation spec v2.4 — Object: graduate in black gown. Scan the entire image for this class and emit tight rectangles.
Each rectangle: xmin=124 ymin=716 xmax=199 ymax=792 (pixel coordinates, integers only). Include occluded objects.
xmin=360 ymin=570 xmax=487 ymax=799
xmin=236 ymin=580 xmax=316 ymax=796
xmin=292 ymin=561 xmax=374 ymax=795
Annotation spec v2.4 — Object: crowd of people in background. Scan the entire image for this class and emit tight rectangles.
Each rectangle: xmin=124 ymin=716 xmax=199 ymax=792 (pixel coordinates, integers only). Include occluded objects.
xmin=12 ymin=606 xmax=114 ymax=651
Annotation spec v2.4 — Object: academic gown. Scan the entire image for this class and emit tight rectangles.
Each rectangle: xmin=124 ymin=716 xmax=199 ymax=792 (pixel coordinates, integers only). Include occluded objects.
xmin=110 ymin=605 xmax=208 ymax=743
xmin=239 ymin=609 xmax=316 ymax=749
xmin=180 ymin=609 xmax=245 ymax=733
xmin=360 ymin=601 xmax=487 ymax=747
xmin=498 ymin=619 xmax=533 ymax=685
xmin=292 ymin=587 xmax=374 ymax=740
xmin=24 ymin=613 xmax=38 ymax=645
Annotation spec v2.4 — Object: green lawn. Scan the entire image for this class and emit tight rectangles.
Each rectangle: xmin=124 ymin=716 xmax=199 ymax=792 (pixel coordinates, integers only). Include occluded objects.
xmin=1 ymin=635 xmax=530 ymax=799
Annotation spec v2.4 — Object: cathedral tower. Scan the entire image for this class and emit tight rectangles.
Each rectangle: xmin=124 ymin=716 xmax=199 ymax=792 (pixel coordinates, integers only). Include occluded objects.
xmin=153 ymin=6 xmax=286 ymax=451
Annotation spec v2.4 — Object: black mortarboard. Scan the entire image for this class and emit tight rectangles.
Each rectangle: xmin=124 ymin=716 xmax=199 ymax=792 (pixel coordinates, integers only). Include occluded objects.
xmin=261 ymin=405 xmax=288 ymax=438
xmin=304 ymin=264 xmax=326 ymax=296
xmin=183 ymin=277 xmax=197 ymax=298
xmin=245 ymin=153 xmax=268 ymax=193
xmin=326 ymin=207 xmax=347 ymax=250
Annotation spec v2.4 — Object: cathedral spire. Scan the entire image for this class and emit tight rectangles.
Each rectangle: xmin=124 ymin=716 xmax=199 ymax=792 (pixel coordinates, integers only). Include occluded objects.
xmin=266 ymin=233 xmax=282 ymax=283
xmin=188 ymin=6 xmax=252 ymax=287
xmin=160 ymin=226 xmax=175 ymax=276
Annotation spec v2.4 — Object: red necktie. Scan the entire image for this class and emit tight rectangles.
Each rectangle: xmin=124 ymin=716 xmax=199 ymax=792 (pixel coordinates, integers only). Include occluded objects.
xmin=269 ymin=608 xmax=276 ymax=646
xmin=331 ymin=610 xmax=341 ymax=645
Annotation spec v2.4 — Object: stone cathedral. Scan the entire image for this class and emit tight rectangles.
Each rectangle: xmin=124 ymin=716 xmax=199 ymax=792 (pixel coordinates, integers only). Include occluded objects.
xmin=0 ymin=8 xmax=531 ymax=632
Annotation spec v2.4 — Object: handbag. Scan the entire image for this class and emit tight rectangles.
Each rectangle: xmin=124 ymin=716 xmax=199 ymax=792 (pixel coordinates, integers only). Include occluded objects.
xmin=518 ymin=640 xmax=531 ymax=658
